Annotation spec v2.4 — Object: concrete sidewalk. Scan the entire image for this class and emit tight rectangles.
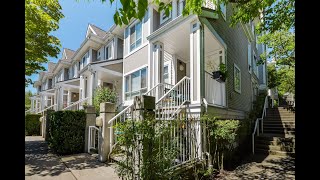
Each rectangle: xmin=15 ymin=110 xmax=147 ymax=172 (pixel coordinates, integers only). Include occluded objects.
xmin=25 ymin=136 xmax=120 ymax=180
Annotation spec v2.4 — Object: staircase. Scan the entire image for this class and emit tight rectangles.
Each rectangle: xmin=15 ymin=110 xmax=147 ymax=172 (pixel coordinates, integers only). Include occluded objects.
xmin=255 ymin=106 xmax=295 ymax=157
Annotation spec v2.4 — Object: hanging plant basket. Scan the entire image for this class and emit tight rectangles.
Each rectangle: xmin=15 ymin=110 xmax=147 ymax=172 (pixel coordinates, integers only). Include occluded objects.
xmin=212 ymin=71 xmax=226 ymax=82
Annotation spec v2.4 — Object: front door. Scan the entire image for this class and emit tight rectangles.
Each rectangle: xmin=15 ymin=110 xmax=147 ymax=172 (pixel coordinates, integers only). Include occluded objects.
xmin=177 ymin=59 xmax=186 ymax=82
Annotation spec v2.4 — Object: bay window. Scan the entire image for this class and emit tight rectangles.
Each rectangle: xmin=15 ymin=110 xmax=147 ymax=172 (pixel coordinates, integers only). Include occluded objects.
xmin=125 ymin=67 xmax=147 ymax=100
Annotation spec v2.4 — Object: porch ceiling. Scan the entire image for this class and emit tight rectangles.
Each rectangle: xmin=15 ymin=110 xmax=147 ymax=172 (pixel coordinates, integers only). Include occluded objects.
xmin=158 ymin=20 xmax=191 ymax=61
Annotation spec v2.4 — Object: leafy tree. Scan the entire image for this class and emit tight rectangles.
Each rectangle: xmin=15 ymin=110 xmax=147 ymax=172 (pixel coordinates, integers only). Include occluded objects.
xmin=96 ymin=0 xmax=294 ymax=33
xmin=25 ymin=90 xmax=33 ymax=110
xmin=277 ymin=66 xmax=295 ymax=95
xmin=267 ymin=63 xmax=281 ymax=89
xmin=25 ymin=0 xmax=64 ymax=86
xmin=259 ymin=30 xmax=295 ymax=67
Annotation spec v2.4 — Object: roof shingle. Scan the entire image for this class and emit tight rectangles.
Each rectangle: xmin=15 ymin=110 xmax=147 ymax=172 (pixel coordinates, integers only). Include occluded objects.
xmin=89 ymin=24 xmax=107 ymax=38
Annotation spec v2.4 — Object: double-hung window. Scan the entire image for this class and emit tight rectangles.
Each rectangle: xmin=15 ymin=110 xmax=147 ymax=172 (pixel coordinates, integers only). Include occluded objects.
xmin=129 ymin=21 xmax=142 ymax=52
xmin=163 ymin=65 xmax=169 ymax=84
xmin=125 ymin=67 xmax=147 ymax=100
xmin=105 ymin=45 xmax=112 ymax=60
xmin=234 ymin=64 xmax=241 ymax=93
xmin=81 ymin=52 xmax=88 ymax=69
xmin=248 ymin=43 xmax=252 ymax=73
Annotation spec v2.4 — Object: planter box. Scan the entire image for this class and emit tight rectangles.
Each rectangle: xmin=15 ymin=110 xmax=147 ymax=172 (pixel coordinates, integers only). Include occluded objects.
xmin=212 ymin=71 xmax=226 ymax=82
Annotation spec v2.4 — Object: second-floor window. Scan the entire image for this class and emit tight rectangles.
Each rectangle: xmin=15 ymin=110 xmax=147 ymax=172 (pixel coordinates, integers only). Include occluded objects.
xmin=234 ymin=64 xmax=241 ymax=94
xmin=105 ymin=45 xmax=111 ymax=60
xmin=160 ymin=3 xmax=172 ymax=25
xmin=129 ymin=21 xmax=142 ymax=52
xmin=81 ymin=52 xmax=89 ymax=68
xmin=248 ymin=43 xmax=252 ymax=74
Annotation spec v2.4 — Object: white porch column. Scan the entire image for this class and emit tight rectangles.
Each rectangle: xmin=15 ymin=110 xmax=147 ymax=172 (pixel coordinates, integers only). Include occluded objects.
xmin=190 ymin=21 xmax=201 ymax=104
xmin=80 ymin=75 xmax=85 ymax=100
xmin=31 ymin=98 xmax=34 ymax=112
xmin=57 ymin=87 xmax=63 ymax=110
xmin=97 ymin=79 xmax=103 ymax=87
xmin=172 ymin=0 xmax=178 ymax=19
xmin=152 ymin=42 xmax=164 ymax=100
xmin=54 ymin=88 xmax=58 ymax=110
xmin=67 ymin=90 xmax=71 ymax=107
xmin=90 ymin=71 xmax=96 ymax=105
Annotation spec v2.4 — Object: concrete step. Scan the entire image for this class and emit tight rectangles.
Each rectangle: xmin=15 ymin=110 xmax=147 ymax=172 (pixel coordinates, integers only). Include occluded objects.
xmin=263 ymin=129 xmax=295 ymax=136
xmin=263 ymin=123 xmax=295 ymax=128
xmin=263 ymin=126 xmax=295 ymax=131
xmin=265 ymin=115 xmax=295 ymax=119
xmin=258 ymin=133 xmax=295 ymax=139
xmin=264 ymin=118 xmax=295 ymax=122
xmin=255 ymin=139 xmax=295 ymax=147
xmin=255 ymin=144 xmax=295 ymax=152
xmin=255 ymin=148 xmax=295 ymax=157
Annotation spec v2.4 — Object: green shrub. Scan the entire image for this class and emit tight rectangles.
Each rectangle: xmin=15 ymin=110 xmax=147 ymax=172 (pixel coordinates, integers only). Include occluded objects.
xmin=25 ymin=114 xmax=42 ymax=136
xmin=48 ymin=110 xmax=86 ymax=155
xmin=93 ymin=86 xmax=118 ymax=114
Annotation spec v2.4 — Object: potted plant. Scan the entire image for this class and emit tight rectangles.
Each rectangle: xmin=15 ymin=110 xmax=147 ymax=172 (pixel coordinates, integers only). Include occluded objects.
xmin=212 ymin=63 xmax=227 ymax=82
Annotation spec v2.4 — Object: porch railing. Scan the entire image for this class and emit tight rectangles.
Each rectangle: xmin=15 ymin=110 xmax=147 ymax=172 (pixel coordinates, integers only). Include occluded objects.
xmin=62 ymin=97 xmax=90 ymax=111
xmin=155 ymin=76 xmax=191 ymax=120
xmin=37 ymin=104 xmax=57 ymax=115
xmin=252 ymin=95 xmax=269 ymax=154
xmin=144 ymin=83 xmax=174 ymax=101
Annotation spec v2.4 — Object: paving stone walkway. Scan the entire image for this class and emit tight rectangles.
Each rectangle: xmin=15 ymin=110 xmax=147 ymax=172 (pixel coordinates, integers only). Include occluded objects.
xmin=215 ymin=154 xmax=295 ymax=180
xmin=25 ymin=136 xmax=120 ymax=180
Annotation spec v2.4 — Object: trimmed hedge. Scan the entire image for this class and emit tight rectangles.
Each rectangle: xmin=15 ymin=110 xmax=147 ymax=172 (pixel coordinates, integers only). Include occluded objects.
xmin=25 ymin=114 xmax=42 ymax=136
xmin=48 ymin=110 xmax=86 ymax=155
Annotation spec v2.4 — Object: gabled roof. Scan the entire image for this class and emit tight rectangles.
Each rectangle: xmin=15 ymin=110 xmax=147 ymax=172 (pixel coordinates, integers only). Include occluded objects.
xmin=62 ymin=48 xmax=76 ymax=62
xmin=48 ymin=62 xmax=57 ymax=73
xmin=86 ymin=24 xmax=107 ymax=38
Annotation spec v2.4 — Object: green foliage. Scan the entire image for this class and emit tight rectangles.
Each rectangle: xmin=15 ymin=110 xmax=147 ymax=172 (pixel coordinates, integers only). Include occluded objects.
xmin=25 ymin=90 xmax=33 ymax=110
xmin=201 ymin=115 xmax=240 ymax=171
xmin=25 ymin=114 xmax=42 ymax=136
xmin=230 ymin=0 xmax=294 ymax=33
xmin=25 ymin=0 xmax=64 ymax=86
xmin=101 ymin=0 xmax=294 ymax=34
xmin=219 ymin=62 xmax=228 ymax=79
xmin=93 ymin=86 xmax=118 ymax=113
xmin=258 ymin=30 xmax=295 ymax=67
xmin=277 ymin=67 xmax=295 ymax=95
xmin=267 ymin=63 xmax=295 ymax=96
xmin=114 ymin=113 xmax=179 ymax=179
xmin=48 ymin=110 xmax=86 ymax=155
xmin=267 ymin=64 xmax=280 ymax=89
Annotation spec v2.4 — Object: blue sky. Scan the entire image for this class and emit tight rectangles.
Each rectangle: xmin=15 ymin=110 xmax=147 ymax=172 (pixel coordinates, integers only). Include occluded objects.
xmin=26 ymin=0 xmax=117 ymax=94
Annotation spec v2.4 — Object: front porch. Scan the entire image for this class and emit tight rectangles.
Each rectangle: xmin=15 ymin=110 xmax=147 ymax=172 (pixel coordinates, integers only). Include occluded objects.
xmin=147 ymin=15 xmax=227 ymax=108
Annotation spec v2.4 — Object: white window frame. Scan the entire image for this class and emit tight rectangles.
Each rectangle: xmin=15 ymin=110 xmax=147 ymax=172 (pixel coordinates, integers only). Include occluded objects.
xmin=219 ymin=1 xmax=226 ymax=21
xmin=128 ymin=21 xmax=142 ymax=53
xmin=163 ymin=64 xmax=169 ymax=84
xmin=124 ymin=67 xmax=148 ymax=100
xmin=234 ymin=63 xmax=241 ymax=94
xmin=160 ymin=3 xmax=172 ymax=25
xmin=105 ymin=44 xmax=112 ymax=60
xmin=248 ymin=42 xmax=252 ymax=74
xmin=81 ymin=52 xmax=88 ymax=69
